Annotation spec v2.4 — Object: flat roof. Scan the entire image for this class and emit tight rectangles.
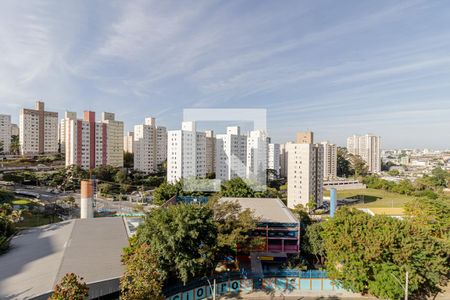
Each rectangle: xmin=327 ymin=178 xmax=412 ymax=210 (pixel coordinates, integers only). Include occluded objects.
xmin=219 ymin=197 xmax=298 ymax=224
xmin=0 ymin=217 xmax=129 ymax=299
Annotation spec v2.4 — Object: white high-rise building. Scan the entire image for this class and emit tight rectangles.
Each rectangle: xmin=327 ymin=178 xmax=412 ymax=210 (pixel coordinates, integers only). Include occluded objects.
xmin=133 ymin=117 xmax=167 ymax=174
xmin=60 ymin=111 xmax=77 ymax=154
xmin=268 ymin=143 xmax=281 ymax=177
xmin=19 ymin=101 xmax=58 ymax=155
xmin=156 ymin=126 xmax=167 ymax=167
xmin=64 ymin=111 xmax=124 ymax=169
xmin=320 ymin=141 xmax=337 ymax=180
xmin=286 ymin=143 xmax=324 ymax=209
xmin=246 ymin=130 xmax=268 ymax=184
xmin=123 ymin=132 xmax=134 ymax=153
xmin=0 ymin=115 xmax=11 ymax=154
xmin=347 ymin=134 xmax=381 ymax=173
xmin=205 ymin=130 xmax=215 ymax=175
xmin=167 ymin=122 xmax=206 ymax=183
xmin=215 ymin=126 xmax=248 ymax=181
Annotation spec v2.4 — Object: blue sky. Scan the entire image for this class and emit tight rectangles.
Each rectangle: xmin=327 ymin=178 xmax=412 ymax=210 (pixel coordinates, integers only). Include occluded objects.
xmin=0 ymin=0 xmax=449 ymax=149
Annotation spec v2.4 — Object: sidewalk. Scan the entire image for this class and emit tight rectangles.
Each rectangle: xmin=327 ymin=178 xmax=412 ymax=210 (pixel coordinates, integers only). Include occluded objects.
xmin=218 ymin=290 xmax=377 ymax=299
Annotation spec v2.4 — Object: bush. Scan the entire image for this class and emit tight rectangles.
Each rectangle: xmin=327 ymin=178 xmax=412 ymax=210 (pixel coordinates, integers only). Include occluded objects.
xmin=0 ymin=189 xmax=14 ymax=203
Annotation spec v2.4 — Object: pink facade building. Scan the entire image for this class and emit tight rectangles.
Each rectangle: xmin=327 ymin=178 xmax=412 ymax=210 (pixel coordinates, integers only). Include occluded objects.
xmin=64 ymin=111 xmax=123 ymax=169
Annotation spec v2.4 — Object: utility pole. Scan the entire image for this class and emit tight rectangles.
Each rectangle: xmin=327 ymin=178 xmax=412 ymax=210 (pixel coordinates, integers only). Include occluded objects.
xmin=213 ymin=278 xmax=216 ymax=300
xmin=391 ymin=271 xmax=409 ymax=300
xmin=405 ymin=271 xmax=409 ymax=300
xmin=203 ymin=277 xmax=216 ymax=300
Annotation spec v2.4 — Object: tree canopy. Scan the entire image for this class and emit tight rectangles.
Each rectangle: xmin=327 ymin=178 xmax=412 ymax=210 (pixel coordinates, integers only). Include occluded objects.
xmin=122 ymin=199 xmax=259 ymax=295
xmin=49 ymin=273 xmax=89 ymax=300
xmin=207 ymin=198 xmax=260 ymax=254
xmin=318 ymin=207 xmax=448 ymax=299
xmin=151 ymin=181 xmax=182 ymax=205
xmin=135 ymin=204 xmax=217 ymax=284
xmin=404 ymin=197 xmax=450 ymax=241
xmin=0 ymin=203 xmax=17 ymax=253
xmin=120 ymin=243 xmax=165 ymax=300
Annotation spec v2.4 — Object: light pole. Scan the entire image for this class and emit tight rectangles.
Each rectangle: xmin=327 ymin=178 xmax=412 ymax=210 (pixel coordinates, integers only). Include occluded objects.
xmin=391 ymin=271 xmax=409 ymax=300
xmin=203 ymin=276 xmax=216 ymax=300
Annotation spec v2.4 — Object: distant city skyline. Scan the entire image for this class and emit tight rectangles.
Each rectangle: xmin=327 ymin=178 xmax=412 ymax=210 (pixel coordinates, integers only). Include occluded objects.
xmin=1 ymin=1 xmax=450 ymax=149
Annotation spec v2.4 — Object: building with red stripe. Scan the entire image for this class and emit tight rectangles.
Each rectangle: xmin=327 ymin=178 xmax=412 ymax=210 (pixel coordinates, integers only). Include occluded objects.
xmin=64 ymin=111 xmax=123 ymax=169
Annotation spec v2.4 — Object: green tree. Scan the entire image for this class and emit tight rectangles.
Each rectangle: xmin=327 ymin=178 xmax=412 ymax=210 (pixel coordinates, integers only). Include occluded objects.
xmin=93 ymin=165 xmax=118 ymax=182
xmin=208 ymin=198 xmax=260 ymax=255
xmin=143 ymin=176 xmax=164 ymax=188
xmin=348 ymin=154 xmax=368 ymax=177
xmin=120 ymin=243 xmax=164 ymax=300
xmin=152 ymin=181 xmax=182 ymax=205
xmin=431 ymin=167 xmax=449 ymax=187
xmin=10 ymin=135 xmax=20 ymax=155
xmin=123 ymin=152 xmax=134 ymax=169
xmin=391 ymin=179 xmax=414 ymax=195
xmin=49 ymin=273 xmax=89 ymax=300
xmin=220 ymin=177 xmax=255 ymax=197
xmin=404 ymin=197 xmax=450 ymax=241
xmin=0 ymin=204 xmax=16 ymax=253
xmin=337 ymin=147 xmax=354 ymax=177
xmin=135 ymin=204 xmax=217 ymax=284
xmin=320 ymin=208 xmax=448 ymax=299
xmin=97 ymin=183 xmax=113 ymax=196
xmin=114 ymin=170 xmax=127 ymax=184
xmin=0 ymin=189 xmax=15 ymax=202
xmin=304 ymin=222 xmax=325 ymax=265
xmin=291 ymin=204 xmax=312 ymax=227
xmin=62 ymin=165 xmax=89 ymax=191
xmin=387 ymin=169 xmax=400 ymax=176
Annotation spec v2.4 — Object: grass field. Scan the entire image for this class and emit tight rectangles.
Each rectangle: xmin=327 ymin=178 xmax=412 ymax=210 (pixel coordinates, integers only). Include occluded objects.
xmin=324 ymin=188 xmax=414 ymax=208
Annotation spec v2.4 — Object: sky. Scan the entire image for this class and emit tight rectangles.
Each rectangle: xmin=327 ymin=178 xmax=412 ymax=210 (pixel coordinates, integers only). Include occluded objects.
xmin=0 ymin=0 xmax=450 ymax=149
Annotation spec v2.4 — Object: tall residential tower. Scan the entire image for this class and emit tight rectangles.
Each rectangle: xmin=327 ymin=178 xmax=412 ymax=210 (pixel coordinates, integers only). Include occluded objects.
xmin=167 ymin=122 xmax=206 ymax=183
xmin=133 ymin=117 xmax=167 ymax=174
xmin=347 ymin=134 xmax=381 ymax=173
xmin=19 ymin=101 xmax=58 ymax=155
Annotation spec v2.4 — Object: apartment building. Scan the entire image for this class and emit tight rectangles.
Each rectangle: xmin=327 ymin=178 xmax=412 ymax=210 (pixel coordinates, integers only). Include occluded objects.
xmin=215 ymin=126 xmax=248 ymax=181
xmin=268 ymin=143 xmax=281 ymax=177
xmin=286 ymin=143 xmax=324 ymax=209
xmin=156 ymin=126 xmax=168 ymax=167
xmin=133 ymin=117 xmax=167 ymax=174
xmin=64 ymin=111 xmax=124 ymax=169
xmin=320 ymin=141 xmax=337 ymax=180
xmin=246 ymin=130 xmax=268 ymax=183
xmin=102 ymin=112 xmax=124 ymax=168
xmin=19 ymin=101 xmax=58 ymax=155
xmin=296 ymin=131 xmax=314 ymax=144
xmin=59 ymin=112 xmax=77 ymax=154
xmin=123 ymin=132 xmax=134 ymax=153
xmin=0 ymin=115 xmax=11 ymax=154
xmin=280 ymin=142 xmax=292 ymax=178
xmin=11 ymin=124 xmax=19 ymax=137
xmin=205 ymin=130 xmax=215 ymax=175
xmin=167 ymin=122 xmax=206 ymax=183
xmin=347 ymin=134 xmax=381 ymax=173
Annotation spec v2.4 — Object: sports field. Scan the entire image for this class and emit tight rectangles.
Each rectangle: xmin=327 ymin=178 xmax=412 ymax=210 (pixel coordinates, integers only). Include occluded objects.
xmin=324 ymin=188 xmax=413 ymax=208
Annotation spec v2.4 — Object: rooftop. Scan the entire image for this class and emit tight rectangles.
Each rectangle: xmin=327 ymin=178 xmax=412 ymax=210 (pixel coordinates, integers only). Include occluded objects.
xmin=219 ymin=197 xmax=298 ymax=224
xmin=0 ymin=217 xmax=129 ymax=300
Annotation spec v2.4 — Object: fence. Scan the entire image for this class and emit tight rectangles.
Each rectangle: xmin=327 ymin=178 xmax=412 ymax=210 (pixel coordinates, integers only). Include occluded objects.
xmin=163 ymin=270 xmax=344 ymax=300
